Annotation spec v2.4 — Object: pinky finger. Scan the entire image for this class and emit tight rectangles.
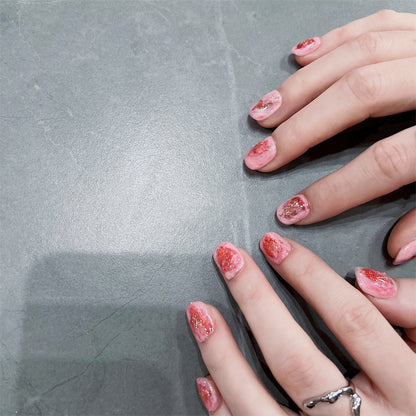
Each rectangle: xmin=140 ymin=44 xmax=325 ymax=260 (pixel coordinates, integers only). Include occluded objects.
xmin=187 ymin=302 xmax=286 ymax=416
xmin=196 ymin=376 xmax=232 ymax=416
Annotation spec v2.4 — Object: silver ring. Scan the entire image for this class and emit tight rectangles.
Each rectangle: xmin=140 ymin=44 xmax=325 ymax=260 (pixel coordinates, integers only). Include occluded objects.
xmin=303 ymin=379 xmax=361 ymax=416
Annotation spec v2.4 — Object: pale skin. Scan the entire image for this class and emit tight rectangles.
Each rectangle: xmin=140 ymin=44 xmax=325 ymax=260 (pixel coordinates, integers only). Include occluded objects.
xmin=189 ymin=10 xmax=416 ymax=416
xmin=192 ymin=239 xmax=416 ymax=416
xmin=248 ymin=9 xmax=416 ymax=262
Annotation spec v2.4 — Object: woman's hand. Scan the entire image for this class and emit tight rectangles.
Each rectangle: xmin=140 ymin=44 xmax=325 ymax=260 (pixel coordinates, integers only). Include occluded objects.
xmin=187 ymin=237 xmax=416 ymax=415
xmin=244 ymin=10 xmax=416 ymax=263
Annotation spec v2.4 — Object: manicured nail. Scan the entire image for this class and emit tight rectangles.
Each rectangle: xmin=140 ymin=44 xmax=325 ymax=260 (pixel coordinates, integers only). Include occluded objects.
xmin=213 ymin=242 xmax=244 ymax=280
xmin=260 ymin=232 xmax=291 ymax=264
xmin=276 ymin=194 xmax=310 ymax=225
xmin=249 ymin=90 xmax=282 ymax=121
xmin=393 ymin=239 xmax=416 ymax=265
xmin=187 ymin=302 xmax=214 ymax=343
xmin=245 ymin=136 xmax=276 ymax=170
xmin=291 ymin=37 xmax=321 ymax=56
xmin=355 ymin=267 xmax=397 ymax=299
xmin=196 ymin=377 xmax=222 ymax=413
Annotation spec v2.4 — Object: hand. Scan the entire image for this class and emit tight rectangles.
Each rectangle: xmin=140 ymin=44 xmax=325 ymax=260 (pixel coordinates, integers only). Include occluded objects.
xmin=187 ymin=237 xmax=416 ymax=415
xmin=244 ymin=10 xmax=416 ymax=264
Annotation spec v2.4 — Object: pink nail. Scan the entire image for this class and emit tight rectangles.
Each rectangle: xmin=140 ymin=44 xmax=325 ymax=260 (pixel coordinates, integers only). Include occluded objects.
xmin=245 ymin=136 xmax=276 ymax=170
xmin=249 ymin=90 xmax=282 ymax=121
xmin=393 ymin=239 xmax=416 ymax=265
xmin=276 ymin=194 xmax=310 ymax=225
xmin=196 ymin=377 xmax=222 ymax=413
xmin=260 ymin=232 xmax=291 ymax=264
xmin=213 ymin=242 xmax=244 ymax=280
xmin=291 ymin=37 xmax=321 ymax=56
xmin=355 ymin=267 xmax=397 ymax=299
xmin=186 ymin=302 xmax=214 ymax=343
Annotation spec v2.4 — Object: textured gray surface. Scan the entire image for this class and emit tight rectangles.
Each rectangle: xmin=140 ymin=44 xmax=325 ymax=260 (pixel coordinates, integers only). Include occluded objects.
xmin=1 ymin=1 xmax=415 ymax=415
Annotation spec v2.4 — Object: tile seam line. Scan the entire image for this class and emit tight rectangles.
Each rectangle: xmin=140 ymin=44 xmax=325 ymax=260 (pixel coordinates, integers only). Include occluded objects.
xmin=216 ymin=1 xmax=251 ymax=251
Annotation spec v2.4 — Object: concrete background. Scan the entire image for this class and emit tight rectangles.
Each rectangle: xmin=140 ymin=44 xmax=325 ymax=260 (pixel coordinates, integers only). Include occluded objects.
xmin=1 ymin=1 xmax=415 ymax=415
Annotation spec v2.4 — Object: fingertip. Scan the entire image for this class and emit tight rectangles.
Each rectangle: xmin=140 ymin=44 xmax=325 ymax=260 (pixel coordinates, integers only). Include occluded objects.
xmin=387 ymin=208 xmax=416 ymax=265
xmin=244 ymin=136 xmax=277 ymax=171
xmin=196 ymin=376 xmax=223 ymax=414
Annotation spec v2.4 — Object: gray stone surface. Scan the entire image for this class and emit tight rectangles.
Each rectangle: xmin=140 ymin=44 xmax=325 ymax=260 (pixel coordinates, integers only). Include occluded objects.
xmin=1 ymin=1 xmax=415 ymax=415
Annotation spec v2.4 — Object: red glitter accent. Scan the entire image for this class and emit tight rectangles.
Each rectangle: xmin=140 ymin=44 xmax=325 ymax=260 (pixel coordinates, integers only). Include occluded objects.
xmin=282 ymin=196 xmax=305 ymax=219
xmin=253 ymin=98 xmax=275 ymax=112
xmin=296 ymin=38 xmax=315 ymax=49
xmin=360 ymin=268 xmax=391 ymax=287
xmin=197 ymin=383 xmax=213 ymax=407
xmin=262 ymin=235 xmax=283 ymax=258
xmin=216 ymin=246 xmax=234 ymax=272
xmin=251 ymin=139 xmax=272 ymax=156
xmin=189 ymin=305 xmax=214 ymax=337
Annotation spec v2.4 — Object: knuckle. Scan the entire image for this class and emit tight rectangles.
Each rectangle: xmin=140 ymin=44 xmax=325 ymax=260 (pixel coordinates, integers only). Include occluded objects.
xmin=344 ymin=66 xmax=384 ymax=106
xmin=237 ymin=280 xmax=265 ymax=311
xmin=375 ymin=9 xmax=397 ymax=21
xmin=334 ymin=26 xmax=351 ymax=43
xmin=336 ymin=301 xmax=378 ymax=340
xmin=353 ymin=32 xmax=383 ymax=59
xmin=371 ymin=138 xmax=412 ymax=182
xmin=278 ymin=350 xmax=318 ymax=392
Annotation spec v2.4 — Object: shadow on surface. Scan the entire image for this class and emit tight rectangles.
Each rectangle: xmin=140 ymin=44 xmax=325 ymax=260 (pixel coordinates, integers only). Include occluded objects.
xmin=14 ymin=253 xmax=207 ymax=416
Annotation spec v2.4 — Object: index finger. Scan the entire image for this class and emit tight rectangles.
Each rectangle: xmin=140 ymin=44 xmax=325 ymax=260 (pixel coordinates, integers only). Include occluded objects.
xmin=294 ymin=10 xmax=416 ymax=66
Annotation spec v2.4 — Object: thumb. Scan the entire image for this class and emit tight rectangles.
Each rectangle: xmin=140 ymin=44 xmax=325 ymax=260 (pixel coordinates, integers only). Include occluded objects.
xmin=355 ymin=268 xmax=416 ymax=349
xmin=387 ymin=208 xmax=416 ymax=265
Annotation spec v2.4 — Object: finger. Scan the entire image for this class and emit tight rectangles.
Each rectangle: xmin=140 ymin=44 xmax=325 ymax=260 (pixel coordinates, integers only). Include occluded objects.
xmin=186 ymin=302 xmax=285 ymax=416
xmin=212 ymin=242 xmax=352 ymax=415
xmin=260 ymin=233 xmax=416 ymax=402
xmin=275 ymin=127 xmax=416 ymax=225
xmin=387 ymin=208 xmax=416 ymax=265
xmin=294 ymin=10 xmax=416 ymax=65
xmin=245 ymin=57 xmax=416 ymax=172
xmin=196 ymin=376 xmax=232 ymax=416
xmin=250 ymin=31 xmax=416 ymax=128
xmin=355 ymin=269 xmax=416 ymax=350
xmin=354 ymin=269 xmax=416 ymax=328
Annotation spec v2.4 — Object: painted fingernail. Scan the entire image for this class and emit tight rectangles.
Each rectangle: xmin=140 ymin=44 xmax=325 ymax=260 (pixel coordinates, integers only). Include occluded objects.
xmin=260 ymin=232 xmax=291 ymax=264
xmin=187 ymin=302 xmax=214 ymax=343
xmin=249 ymin=90 xmax=282 ymax=121
xmin=393 ymin=239 xmax=416 ymax=265
xmin=276 ymin=194 xmax=310 ymax=225
xmin=213 ymin=242 xmax=244 ymax=280
xmin=196 ymin=377 xmax=222 ymax=413
xmin=245 ymin=136 xmax=276 ymax=170
xmin=355 ymin=267 xmax=397 ymax=299
xmin=291 ymin=37 xmax=321 ymax=56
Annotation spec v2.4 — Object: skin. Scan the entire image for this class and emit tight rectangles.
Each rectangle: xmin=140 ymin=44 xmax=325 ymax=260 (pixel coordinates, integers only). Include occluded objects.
xmin=190 ymin=238 xmax=416 ymax=415
xmin=245 ymin=10 xmax=416 ymax=262
xmin=190 ymin=11 xmax=416 ymax=416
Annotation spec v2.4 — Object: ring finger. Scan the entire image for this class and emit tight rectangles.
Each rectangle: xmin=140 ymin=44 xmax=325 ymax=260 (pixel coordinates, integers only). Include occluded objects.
xmin=260 ymin=234 xmax=416 ymax=410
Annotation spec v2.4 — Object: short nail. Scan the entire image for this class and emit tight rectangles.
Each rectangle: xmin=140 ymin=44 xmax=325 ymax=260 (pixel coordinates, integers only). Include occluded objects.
xmin=213 ymin=242 xmax=244 ymax=280
xmin=291 ymin=37 xmax=321 ymax=56
xmin=277 ymin=194 xmax=310 ymax=225
xmin=355 ymin=267 xmax=397 ymax=299
xmin=393 ymin=239 xmax=416 ymax=265
xmin=196 ymin=377 xmax=222 ymax=413
xmin=187 ymin=301 xmax=214 ymax=343
xmin=249 ymin=90 xmax=282 ymax=121
xmin=260 ymin=232 xmax=291 ymax=264
xmin=245 ymin=136 xmax=276 ymax=170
